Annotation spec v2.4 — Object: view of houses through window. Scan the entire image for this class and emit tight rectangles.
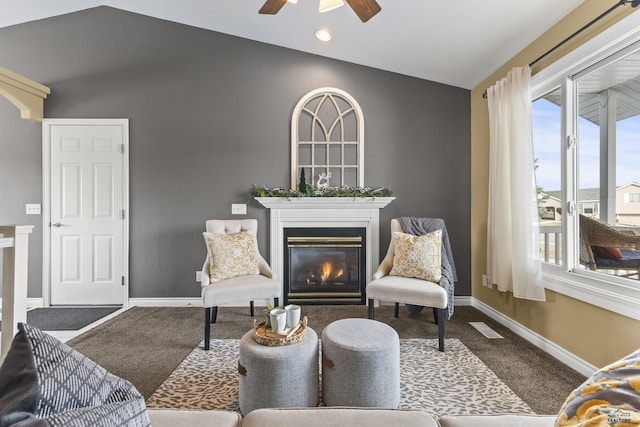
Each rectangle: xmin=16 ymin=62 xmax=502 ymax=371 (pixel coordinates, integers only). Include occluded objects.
xmin=533 ymin=47 xmax=640 ymax=280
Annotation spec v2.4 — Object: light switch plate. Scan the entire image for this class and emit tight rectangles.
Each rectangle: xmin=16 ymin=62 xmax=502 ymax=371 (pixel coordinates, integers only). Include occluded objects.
xmin=231 ymin=204 xmax=247 ymax=215
xmin=26 ymin=204 xmax=41 ymax=215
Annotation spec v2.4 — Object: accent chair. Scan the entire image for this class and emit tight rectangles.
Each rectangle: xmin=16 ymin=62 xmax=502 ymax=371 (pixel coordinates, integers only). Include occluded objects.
xmin=201 ymin=219 xmax=280 ymax=350
xmin=366 ymin=218 xmax=449 ymax=352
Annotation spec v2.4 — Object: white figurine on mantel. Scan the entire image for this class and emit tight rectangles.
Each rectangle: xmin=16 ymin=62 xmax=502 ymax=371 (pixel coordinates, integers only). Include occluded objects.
xmin=317 ymin=172 xmax=331 ymax=190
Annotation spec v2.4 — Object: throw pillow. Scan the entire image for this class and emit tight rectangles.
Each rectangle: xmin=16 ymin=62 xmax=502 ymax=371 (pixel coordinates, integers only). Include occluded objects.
xmin=389 ymin=229 xmax=442 ymax=282
xmin=0 ymin=323 xmax=150 ymax=427
xmin=591 ymin=245 xmax=623 ymax=261
xmin=555 ymin=348 xmax=640 ymax=426
xmin=203 ymin=231 xmax=260 ymax=282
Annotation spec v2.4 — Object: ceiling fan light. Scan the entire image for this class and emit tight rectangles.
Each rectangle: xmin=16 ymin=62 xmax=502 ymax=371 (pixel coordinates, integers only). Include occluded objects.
xmin=319 ymin=0 xmax=344 ymax=13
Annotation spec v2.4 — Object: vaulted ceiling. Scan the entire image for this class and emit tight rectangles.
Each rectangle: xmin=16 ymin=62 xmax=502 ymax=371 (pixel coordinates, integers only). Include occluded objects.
xmin=1 ymin=0 xmax=588 ymax=89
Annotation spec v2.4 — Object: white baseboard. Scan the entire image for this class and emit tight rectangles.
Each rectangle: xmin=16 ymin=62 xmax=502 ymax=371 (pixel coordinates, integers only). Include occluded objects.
xmin=27 ymin=298 xmax=43 ymax=309
xmin=127 ymin=298 xmax=202 ymax=307
xmin=471 ymin=298 xmax=596 ymax=377
xmin=127 ymin=298 xmax=276 ymax=308
xmin=15 ymin=296 xmax=473 ymax=310
xmin=454 ymin=296 xmax=473 ymax=306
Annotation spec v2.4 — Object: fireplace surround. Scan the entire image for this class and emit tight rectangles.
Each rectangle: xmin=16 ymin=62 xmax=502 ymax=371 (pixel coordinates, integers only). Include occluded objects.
xmin=255 ymin=197 xmax=394 ymax=305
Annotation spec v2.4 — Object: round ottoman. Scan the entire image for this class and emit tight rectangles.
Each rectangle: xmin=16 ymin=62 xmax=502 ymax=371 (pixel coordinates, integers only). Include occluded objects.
xmin=238 ymin=327 xmax=319 ymax=415
xmin=321 ymin=318 xmax=400 ymax=408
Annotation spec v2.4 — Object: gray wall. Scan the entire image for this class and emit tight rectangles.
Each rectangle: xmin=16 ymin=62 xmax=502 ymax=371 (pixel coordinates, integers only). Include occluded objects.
xmin=0 ymin=6 xmax=471 ymax=300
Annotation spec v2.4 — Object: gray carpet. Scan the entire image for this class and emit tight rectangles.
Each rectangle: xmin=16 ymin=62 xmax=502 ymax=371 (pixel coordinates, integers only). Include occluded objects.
xmin=0 ymin=307 xmax=121 ymax=331
xmin=67 ymin=305 xmax=587 ymax=415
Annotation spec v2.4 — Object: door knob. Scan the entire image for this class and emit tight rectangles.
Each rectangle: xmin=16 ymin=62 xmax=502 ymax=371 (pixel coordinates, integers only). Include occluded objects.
xmin=51 ymin=221 xmax=62 ymax=228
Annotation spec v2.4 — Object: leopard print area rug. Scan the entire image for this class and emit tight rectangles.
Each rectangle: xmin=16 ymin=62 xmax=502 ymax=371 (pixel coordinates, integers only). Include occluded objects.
xmin=146 ymin=338 xmax=534 ymax=417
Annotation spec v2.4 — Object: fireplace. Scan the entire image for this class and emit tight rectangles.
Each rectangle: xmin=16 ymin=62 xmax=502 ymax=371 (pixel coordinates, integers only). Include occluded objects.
xmin=254 ymin=196 xmax=395 ymax=307
xmin=284 ymin=227 xmax=366 ymax=305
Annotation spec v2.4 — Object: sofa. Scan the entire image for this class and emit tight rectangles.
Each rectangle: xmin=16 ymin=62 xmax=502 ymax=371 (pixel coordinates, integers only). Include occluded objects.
xmin=147 ymin=407 xmax=556 ymax=426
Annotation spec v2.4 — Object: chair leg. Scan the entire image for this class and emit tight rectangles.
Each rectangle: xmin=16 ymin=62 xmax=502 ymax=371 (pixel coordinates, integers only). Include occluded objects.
xmin=368 ymin=299 xmax=374 ymax=319
xmin=211 ymin=306 xmax=218 ymax=323
xmin=433 ymin=307 xmax=438 ymax=325
xmin=435 ymin=308 xmax=445 ymax=352
xmin=204 ymin=308 xmax=211 ymax=351
xmin=250 ymin=301 xmax=254 ymax=317
xmin=394 ymin=302 xmax=399 ymax=318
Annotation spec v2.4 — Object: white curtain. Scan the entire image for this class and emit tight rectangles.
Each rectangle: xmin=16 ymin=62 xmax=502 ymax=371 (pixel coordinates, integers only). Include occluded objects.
xmin=487 ymin=65 xmax=545 ymax=301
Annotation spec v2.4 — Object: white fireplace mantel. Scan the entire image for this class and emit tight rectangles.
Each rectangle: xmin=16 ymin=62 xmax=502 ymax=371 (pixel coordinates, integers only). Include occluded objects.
xmin=255 ymin=197 xmax=395 ymax=291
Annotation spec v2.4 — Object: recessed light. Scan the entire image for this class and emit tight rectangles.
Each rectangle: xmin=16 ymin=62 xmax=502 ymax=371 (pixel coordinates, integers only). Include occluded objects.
xmin=315 ymin=29 xmax=332 ymax=42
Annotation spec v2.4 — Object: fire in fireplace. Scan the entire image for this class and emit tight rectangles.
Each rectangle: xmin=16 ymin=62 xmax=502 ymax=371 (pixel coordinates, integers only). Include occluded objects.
xmin=284 ymin=227 xmax=366 ymax=305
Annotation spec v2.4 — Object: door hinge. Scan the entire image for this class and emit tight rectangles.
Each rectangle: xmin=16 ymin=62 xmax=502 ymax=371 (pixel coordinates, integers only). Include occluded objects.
xmin=121 ymin=209 xmax=126 ymax=219
xmin=121 ymin=276 xmax=125 ymax=287
xmin=120 ymin=144 xmax=125 ymax=154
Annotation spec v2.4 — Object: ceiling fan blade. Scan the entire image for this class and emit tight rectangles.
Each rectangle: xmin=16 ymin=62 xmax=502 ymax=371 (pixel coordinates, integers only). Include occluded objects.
xmin=344 ymin=0 xmax=381 ymax=22
xmin=259 ymin=0 xmax=288 ymax=15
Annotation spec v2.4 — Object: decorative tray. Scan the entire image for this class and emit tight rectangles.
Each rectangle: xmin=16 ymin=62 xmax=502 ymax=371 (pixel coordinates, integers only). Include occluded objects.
xmin=253 ymin=316 xmax=308 ymax=346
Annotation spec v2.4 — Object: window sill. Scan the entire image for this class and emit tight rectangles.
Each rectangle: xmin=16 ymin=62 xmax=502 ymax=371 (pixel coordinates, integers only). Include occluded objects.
xmin=542 ymin=263 xmax=640 ymax=321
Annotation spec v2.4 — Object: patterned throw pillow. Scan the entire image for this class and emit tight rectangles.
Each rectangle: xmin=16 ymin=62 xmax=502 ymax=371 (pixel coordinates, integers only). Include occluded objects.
xmin=0 ymin=323 xmax=149 ymax=427
xmin=203 ymin=231 xmax=260 ymax=282
xmin=555 ymin=348 xmax=640 ymax=426
xmin=389 ymin=229 xmax=442 ymax=282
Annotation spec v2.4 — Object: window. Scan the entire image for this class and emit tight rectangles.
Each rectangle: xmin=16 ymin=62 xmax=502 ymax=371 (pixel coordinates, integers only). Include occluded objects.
xmin=533 ymin=88 xmax=563 ymax=265
xmin=579 ymin=203 xmax=598 ymax=216
xmin=531 ymin=12 xmax=640 ymax=320
xmin=624 ymin=193 xmax=640 ymax=203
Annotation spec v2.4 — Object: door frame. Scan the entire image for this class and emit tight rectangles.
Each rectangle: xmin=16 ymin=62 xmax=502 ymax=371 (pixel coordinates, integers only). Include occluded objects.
xmin=42 ymin=118 xmax=130 ymax=307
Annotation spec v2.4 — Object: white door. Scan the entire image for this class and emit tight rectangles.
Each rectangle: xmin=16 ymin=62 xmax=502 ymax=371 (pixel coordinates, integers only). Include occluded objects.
xmin=43 ymin=119 xmax=129 ymax=305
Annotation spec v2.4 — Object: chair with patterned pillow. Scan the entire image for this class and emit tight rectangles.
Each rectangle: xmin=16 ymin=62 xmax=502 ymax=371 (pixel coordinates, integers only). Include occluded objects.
xmin=201 ymin=219 xmax=281 ymax=350
xmin=366 ymin=217 xmax=457 ymax=352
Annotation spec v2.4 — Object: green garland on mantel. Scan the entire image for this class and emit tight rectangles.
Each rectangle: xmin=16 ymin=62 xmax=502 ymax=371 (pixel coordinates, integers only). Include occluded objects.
xmin=251 ymin=185 xmax=392 ymax=199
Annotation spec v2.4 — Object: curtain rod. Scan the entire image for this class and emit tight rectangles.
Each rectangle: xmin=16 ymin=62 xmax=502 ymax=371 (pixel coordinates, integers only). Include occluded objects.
xmin=482 ymin=0 xmax=638 ymax=99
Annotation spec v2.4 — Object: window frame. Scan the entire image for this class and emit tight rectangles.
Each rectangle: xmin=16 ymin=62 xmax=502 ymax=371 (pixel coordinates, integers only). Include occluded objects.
xmin=531 ymin=11 xmax=640 ymax=321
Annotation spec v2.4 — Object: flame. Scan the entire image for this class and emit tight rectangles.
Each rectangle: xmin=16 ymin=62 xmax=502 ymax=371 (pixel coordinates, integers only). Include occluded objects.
xmin=320 ymin=262 xmax=343 ymax=282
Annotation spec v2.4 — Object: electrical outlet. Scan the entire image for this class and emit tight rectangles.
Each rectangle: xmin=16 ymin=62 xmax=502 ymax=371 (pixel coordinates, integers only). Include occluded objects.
xmin=196 ymin=271 xmax=202 ymax=283
xmin=482 ymin=274 xmax=488 ymax=287
xmin=231 ymin=204 xmax=247 ymax=215
xmin=26 ymin=204 xmax=41 ymax=215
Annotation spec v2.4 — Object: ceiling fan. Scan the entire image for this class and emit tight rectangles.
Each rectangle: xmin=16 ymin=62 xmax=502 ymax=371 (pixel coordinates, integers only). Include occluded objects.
xmin=259 ymin=0 xmax=382 ymax=23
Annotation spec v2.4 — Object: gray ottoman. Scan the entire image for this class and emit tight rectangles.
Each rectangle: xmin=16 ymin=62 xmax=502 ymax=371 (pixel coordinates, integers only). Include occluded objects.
xmin=238 ymin=327 xmax=319 ymax=415
xmin=321 ymin=318 xmax=400 ymax=408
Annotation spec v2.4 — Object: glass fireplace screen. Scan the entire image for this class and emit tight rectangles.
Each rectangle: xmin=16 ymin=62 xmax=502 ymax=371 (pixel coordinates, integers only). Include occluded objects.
xmin=284 ymin=228 xmax=366 ymax=305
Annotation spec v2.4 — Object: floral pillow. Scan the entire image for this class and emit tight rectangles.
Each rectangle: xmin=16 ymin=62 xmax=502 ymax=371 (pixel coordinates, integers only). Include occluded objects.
xmin=203 ymin=231 xmax=259 ymax=282
xmin=556 ymin=348 xmax=640 ymax=426
xmin=389 ymin=229 xmax=442 ymax=282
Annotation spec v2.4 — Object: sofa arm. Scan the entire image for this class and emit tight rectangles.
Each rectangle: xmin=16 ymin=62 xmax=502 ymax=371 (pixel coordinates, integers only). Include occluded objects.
xmin=147 ymin=408 xmax=241 ymax=427
xmin=242 ymin=407 xmax=439 ymax=427
xmin=438 ymin=414 xmax=557 ymax=427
